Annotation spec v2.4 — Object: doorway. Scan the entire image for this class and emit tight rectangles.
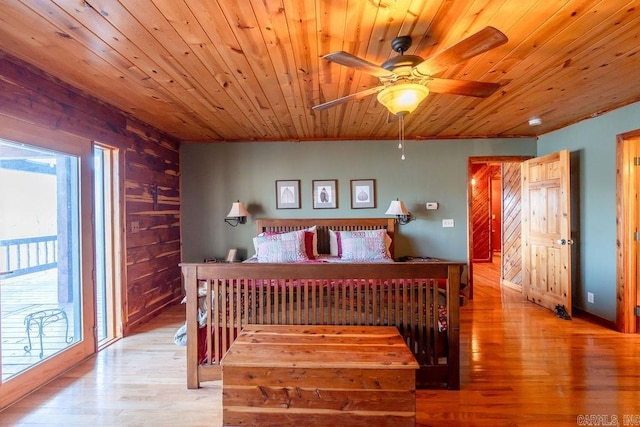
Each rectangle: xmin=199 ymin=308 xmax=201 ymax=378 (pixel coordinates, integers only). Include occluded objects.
xmin=467 ymin=156 xmax=531 ymax=299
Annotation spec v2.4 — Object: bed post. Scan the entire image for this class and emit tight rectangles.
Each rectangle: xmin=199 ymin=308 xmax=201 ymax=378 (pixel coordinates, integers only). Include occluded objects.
xmin=447 ymin=263 xmax=461 ymax=389
xmin=183 ymin=264 xmax=200 ymax=389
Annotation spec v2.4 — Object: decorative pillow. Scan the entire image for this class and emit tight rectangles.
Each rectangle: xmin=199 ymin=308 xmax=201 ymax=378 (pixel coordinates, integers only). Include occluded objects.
xmin=337 ymin=229 xmax=391 ymax=261
xmin=330 ymin=229 xmax=391 ymax=258
xmin=253 ymin=227 xmax=317 ymax=259
xmin=306 ymin=225 xmax=319 ymax=257
xmin=255 ymin=230 xmax=308 ymax=263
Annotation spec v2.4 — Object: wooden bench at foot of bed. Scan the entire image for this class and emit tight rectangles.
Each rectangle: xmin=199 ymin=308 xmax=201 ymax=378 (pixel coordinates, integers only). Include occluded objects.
xmin=181 ymin=260 xmax=462 ymax=390
xmin=221 ymin=325 xmax=419 ymax=426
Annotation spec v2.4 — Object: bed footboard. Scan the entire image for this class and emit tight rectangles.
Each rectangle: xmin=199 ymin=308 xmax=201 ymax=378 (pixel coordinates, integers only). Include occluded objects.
xmin=180 ymin=262 xmax=462 ymax=389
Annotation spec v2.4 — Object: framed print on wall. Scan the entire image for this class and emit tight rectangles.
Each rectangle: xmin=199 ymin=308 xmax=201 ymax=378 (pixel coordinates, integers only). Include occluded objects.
xmin=312 ymin=180 xmax=337 ymax=209
xmin=351 ymin=179 xmax=376 ymax=209
xmin=276 ymin=179 xmax=301 ymax=209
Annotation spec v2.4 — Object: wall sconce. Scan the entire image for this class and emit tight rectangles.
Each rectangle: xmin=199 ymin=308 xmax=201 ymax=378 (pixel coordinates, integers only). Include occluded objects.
xmin=385 ymin=199 xmax=413 ymax=225
xmin=225 ymin=201 xmax=249 ymax=227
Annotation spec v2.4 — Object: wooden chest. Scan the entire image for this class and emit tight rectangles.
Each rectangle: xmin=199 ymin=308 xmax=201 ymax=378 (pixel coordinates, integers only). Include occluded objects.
xmin=221 ymin=325 xmax=418 ymax=426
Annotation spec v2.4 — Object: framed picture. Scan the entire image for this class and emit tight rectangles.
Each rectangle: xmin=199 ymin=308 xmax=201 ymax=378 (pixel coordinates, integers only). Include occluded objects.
xmin=276 ymin=180 xmax=301 ymax=209
xmin=312 ymin=180 xmax=337 ymax=209
xmin=351 ymin=179 xmax=376 ymax=209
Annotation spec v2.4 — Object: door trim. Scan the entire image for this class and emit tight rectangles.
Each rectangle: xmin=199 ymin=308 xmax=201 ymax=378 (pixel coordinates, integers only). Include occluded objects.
xmin=0 ymin=114 xmax=96 ymax=408
xmin=616 ymin=129 xmax=640 ymax=333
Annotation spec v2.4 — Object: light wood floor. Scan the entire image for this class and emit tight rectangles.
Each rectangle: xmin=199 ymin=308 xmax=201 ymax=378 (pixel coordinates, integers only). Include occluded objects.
xmin=1 ymin=259 xmax=639 ymax=426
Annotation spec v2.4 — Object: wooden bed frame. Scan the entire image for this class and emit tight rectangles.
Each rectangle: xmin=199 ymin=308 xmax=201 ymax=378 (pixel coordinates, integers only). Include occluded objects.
xmin=180 ymin=218 xmax=462 ymax=389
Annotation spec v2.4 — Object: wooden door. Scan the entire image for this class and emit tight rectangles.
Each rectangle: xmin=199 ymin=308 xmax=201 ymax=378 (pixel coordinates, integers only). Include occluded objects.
xmin=521 ymin=150 xmax=572 ymax=314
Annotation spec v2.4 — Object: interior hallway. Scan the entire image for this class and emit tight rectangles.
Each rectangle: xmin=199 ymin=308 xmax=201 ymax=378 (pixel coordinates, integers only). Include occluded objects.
xmin=1 ymin=259 xmax=639 ymax=426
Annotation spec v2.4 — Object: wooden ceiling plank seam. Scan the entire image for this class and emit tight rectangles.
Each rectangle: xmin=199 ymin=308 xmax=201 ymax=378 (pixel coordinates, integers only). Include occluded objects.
xmin=311 ymin=0 xmax=329 ymax=138
xmin=411 ymin=0 xmax=570 ymax=133
xmin=161 ymin=0 xmax=282 ymax=140
xmin=404 ymin=0 xmax=443 ymax=56
xmin=429 ymin=0 xmax=616 ymax=137
xmin=335 ymin=0 xmax=381 ymax=138
xmin=314 ymin=0 xmax=350 ymax=136
xmin=333 ymin=0 xmax=382 ymax=137
xmin=462 ymin=0 xmax=640 ymax=136
xmin=281 ymin=0 xmax=323 ymax=138
xmin=59 ymin=0 xmax=238 ymax=141
xmin=249 ymin=0 xmax=314 ymax=139
xmin=330 ymin=0 xmax=367 ymax=136
xmin=499 ymin=52 xmax=640 ymax=136
xmin=411 ymin=0 xmax=476 ymax=63
xmin=207 ymin=0 xmax=296 ymax=139
xmin=404 ymin=0 xmax=540 ymax=137
xmin=1 ymin=2 xmax=195 ymax=136
xmin=493 ymin=11 xmax=640 ymax=136
xmin=122 ymin=0 xmax=260 ymax=140
xmin=289 ymin=0 xmax=328 ymax=139
xmin=55 ymin=0 xmax=236 ymax=140
xmin=429 ymin=0 xmax=525 ymax=81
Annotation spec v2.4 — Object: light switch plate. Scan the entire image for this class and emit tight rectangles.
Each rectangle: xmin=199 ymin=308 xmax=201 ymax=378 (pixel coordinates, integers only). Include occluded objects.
xmin=426 ymin=202 xmax=439 ymax=210
xmin=442 ymin=219 xmax=454 ymax=228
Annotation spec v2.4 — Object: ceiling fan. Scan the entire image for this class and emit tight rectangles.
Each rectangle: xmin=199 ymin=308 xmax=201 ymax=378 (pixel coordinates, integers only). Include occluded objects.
xmin=312 ymin=26 xmax=508 ymax=116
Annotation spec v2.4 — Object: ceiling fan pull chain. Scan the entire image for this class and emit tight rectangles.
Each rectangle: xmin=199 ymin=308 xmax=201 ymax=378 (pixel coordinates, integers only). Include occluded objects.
xmin=398 ymin=115 xmax=403 ymax=149
xmin=399 ymin=114 xmax=406 ymax=160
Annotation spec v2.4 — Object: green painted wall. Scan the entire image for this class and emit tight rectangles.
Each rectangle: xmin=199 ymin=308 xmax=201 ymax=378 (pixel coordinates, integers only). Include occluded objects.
xmin=181 ymin=138 xmax=536 ymax=263
xmin=537 ymin=101 xmax=640 ymax=321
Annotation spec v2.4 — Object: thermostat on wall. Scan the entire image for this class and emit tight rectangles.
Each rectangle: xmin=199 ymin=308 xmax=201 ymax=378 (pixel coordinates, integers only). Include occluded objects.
xmin=426 ymin=202 xmax=439 ymax=210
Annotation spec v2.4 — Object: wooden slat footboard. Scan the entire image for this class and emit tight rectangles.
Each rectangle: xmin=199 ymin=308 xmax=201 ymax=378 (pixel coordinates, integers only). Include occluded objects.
xmin=180 ymin=262 xmax=462 ymax=389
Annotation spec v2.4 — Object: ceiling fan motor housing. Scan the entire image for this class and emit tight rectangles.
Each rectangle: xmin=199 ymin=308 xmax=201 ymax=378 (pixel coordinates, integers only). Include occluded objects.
xmin=381 ymin=55 xmax=424 ymax=77
xmin=391 ymin=35 xmax=412 ymax=53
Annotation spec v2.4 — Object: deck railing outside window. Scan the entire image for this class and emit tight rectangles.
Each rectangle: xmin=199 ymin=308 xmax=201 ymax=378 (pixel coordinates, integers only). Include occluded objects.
xmin=0 ymin=236 xmax=58 ymax=278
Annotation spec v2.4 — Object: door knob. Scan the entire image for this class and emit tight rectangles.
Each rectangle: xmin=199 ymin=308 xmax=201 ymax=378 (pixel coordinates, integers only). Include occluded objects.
xmin=556 ymin=239 xmax=575 ymax=246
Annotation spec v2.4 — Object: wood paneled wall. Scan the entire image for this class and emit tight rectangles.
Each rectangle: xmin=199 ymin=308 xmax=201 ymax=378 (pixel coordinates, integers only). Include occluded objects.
xmin=0 ymin=51 xmax=181 ymax=334
xmin=502 ymin=163 xmax=523 ymax=290
xmin=471 ymin=164 xmax=500 ymax=262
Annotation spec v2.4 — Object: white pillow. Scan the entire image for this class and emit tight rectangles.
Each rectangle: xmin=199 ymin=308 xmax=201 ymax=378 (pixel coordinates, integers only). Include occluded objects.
xmin=329 ymin=229 xmax=339 ymax=256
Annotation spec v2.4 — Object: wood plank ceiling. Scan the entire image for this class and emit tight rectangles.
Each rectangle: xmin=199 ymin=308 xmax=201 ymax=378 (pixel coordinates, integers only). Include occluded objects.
xmin=0 ymin=0 xmax=639 ymax=143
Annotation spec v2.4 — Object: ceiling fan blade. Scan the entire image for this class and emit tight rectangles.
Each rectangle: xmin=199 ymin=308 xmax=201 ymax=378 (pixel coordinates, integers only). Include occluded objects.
xmin=414 ymin=26 xmax=508 ymax=77
xmin=312 ymin=86 xmax=385 ymax=111
xmin=427 ymin=78 xmax=501 ymax=98
xmin=322 ymin=52 xmax=394 ymax=78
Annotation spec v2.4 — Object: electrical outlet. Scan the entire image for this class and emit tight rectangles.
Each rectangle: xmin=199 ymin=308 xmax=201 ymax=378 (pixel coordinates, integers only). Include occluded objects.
xmin=131 ymin=221 xmax=140 ymax=234
xmin=587 ymin=292 xmax=594 ymax=304
xmin=442 ymin=219 xmax=454 ymax=228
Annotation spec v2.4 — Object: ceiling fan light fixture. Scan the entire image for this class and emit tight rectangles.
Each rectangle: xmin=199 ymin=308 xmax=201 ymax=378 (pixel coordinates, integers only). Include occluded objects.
xmin=377 ymin=83 xmax=429 ymax=116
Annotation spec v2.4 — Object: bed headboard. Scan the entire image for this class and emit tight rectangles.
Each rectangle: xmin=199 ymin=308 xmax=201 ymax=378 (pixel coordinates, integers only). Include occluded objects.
xmin=254 ymin=218 xmax=396 ymax=258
